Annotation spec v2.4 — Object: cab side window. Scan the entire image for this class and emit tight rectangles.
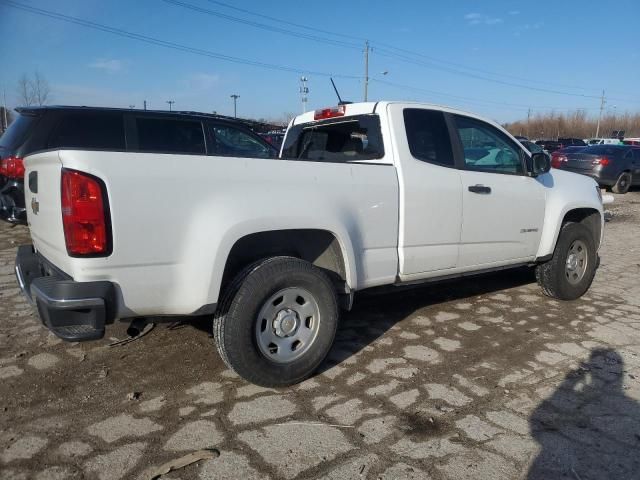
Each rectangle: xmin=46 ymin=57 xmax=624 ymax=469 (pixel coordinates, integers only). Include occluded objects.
xmin=454 ymin=115 xmax=523 ymax=175
xmin=403 ymin=109 xmax=455 ymax=167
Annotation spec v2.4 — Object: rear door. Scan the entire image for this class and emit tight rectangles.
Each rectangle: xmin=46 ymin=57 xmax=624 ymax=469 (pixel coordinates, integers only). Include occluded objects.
xmin=388 ymin=104 xmax=462 ymax=277
xmin=452 ymin=114 xmax=546 ymax=267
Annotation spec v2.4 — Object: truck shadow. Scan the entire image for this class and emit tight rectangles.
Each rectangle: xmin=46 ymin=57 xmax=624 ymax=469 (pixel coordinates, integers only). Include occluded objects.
xmin=317 ymin=266 xmax=535 ymax=374
xmin=527 ymin=348 xmax=640 ymax=479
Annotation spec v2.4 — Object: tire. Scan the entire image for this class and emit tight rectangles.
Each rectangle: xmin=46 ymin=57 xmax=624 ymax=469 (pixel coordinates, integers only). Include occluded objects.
xmin=213 ymin=256 xmax=338 ymax=387
xmin=535 ymin=222 xmax=597 ymax=300
xmin=611 ymin=172 xmax=632 ymax=194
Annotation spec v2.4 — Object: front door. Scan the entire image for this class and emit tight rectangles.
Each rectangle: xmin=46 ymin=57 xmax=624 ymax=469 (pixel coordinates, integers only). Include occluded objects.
xmin=451 ymin=114 xmax=546 ymax=267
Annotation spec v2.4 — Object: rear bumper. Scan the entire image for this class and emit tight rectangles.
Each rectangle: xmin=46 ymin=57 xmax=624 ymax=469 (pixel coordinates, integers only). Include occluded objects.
xmin=15 ymin=245 xmax=117 ymax=341
xmin=559 ymin=168 xmax=616 ymax=186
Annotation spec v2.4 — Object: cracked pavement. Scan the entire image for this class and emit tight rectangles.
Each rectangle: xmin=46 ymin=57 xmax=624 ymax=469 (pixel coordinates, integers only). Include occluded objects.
xmin=1 ymin=191 xmax=639 ymax=480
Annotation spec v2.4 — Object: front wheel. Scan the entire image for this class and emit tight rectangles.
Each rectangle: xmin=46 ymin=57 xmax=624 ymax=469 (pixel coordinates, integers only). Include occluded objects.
xmin=213 ymin=257 xmax=338 ymax=387
xmin=535 ymin=222 xmax=597 ymax=300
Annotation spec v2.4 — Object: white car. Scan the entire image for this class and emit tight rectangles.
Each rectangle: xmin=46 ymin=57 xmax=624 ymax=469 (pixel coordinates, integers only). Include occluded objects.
xmin=17 ymin=101 xmax=604 ymax=386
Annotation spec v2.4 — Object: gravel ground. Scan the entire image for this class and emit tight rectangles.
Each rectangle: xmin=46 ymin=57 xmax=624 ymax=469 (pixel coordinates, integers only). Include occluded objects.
xmin=1 ymin=190 xmax=639 ymax=480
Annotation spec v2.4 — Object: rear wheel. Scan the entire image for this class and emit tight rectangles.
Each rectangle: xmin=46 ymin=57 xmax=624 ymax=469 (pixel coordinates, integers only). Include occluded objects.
xmin=535 ymin=222 xmax=597 ymax=300
xmin=612 ymin=172 xmax=632 ymax=194
xmin=213 ymin=257 xmax=338 ymax=387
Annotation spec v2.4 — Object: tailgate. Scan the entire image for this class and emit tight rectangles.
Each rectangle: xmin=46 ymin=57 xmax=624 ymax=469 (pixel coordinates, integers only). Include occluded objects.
xmin=23 ymin=151 xmax=72 ymax=274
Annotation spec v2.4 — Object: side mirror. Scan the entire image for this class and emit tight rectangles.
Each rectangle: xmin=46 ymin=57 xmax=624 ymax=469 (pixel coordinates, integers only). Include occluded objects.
xmin=528 ymin=152 xmax=550 ymax=177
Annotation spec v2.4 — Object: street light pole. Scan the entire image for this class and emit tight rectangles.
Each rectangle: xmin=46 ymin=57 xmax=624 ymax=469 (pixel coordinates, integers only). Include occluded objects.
xmin=230 ymin=94 xmax=240 ymax=118
xmin=166 ymin=100 xmax=175 ymax=112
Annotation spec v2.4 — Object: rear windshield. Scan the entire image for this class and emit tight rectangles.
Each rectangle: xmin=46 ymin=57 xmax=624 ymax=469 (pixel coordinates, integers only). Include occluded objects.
xmin=581 ymin=145 xmax=627 ymax=156
xmin=0 ymin=113 xmax=39 ymax=151
xmin=282 ymin=115 xmax=384 ymax=162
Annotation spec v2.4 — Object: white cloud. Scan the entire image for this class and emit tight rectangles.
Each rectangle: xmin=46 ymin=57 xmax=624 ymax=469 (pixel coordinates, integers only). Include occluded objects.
xmin=514 ymin=22 xmax=544 ymax=35
xmin=89 ymin=59 xmax=124 ymax=74
xmin=509 ymin=10 xmax=520 ymax=15
xmin=464 ymin=13 xmax=503 ymax=26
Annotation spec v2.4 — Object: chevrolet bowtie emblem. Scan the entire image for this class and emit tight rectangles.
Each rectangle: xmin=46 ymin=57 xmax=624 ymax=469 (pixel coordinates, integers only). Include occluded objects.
xmin=31 ymin=197 xmax=39 ymax=215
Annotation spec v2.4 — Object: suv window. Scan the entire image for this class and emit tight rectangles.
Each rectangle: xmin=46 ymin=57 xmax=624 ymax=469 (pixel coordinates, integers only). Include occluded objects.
xmin=282 ymin=115 xmax=384 ymax=162
xmin=49 ymin=112 xmax=125 ymax=150
xmin=403 ymin=109 xmax=454 ymax=167
xmin=454 ymin=115 xmax=523 ymax=174
xmin=136 ymin=117 xmax=205 ymax=154
xmin=0 ymin=114 xmax=39 ymax=151
xmin=211 ymin=124 xmax=273 ymax=158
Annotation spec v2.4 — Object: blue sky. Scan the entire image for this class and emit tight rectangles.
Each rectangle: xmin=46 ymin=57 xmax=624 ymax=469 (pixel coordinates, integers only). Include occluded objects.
xmin=0 ymin=0 xmax=639 ymax=123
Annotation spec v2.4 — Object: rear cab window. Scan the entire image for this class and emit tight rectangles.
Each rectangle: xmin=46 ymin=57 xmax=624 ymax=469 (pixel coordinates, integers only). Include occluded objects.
xmin=135 ymin=117 xmax=205 ymax=154
xmin=48 ymin=111 xmax=125 ymax=150
xmin=282 ymin=115 xmax=384 ymax=163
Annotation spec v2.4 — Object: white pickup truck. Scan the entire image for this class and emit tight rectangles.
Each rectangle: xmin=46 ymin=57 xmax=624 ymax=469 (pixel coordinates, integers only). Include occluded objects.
xmin=16 ymin=102 xmax=604 ymax=386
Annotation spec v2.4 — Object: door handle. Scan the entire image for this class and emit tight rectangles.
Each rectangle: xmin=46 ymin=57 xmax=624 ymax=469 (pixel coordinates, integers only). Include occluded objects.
xmin=468 ymin=184 xmax=492 ymax=194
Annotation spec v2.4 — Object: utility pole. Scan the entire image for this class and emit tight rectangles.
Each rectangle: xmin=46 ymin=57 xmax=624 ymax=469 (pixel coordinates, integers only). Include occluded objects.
xmin=166 ymin=100 xmax=175 ymax=112
xmin=526 ymin=108 xmax=531 ymax=138
xmin=299 ymin=76 xmax=309 ymax=113
xmin=363 ymin=40 xmax=370 ymax=102
xmin=595 ymin=90 xmax=605 ymax=138
xmin=143 ymin=100 xmax=147 ymax=111
xmin=230 ymin=94 xmax=240 ymax=118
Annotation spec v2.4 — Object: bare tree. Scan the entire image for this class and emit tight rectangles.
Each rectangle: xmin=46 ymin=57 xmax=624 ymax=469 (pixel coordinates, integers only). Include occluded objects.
xmin=16 ymin=72 xmax=51 ymax=107
xmin=17 ymin=74 xmax=34 ymax=106
xmin=31 ymin=71 xmax=51 ymax=106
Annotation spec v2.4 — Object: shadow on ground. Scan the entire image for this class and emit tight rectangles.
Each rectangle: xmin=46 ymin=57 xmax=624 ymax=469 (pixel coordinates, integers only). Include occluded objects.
xmin=318 ymin=266 xmax=536 ymax=374
xmin=528 ymin=348 xmax=640 ymax=480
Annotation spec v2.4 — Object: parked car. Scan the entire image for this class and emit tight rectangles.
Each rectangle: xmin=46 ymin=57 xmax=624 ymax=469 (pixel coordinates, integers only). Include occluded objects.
xmin=558 ymin=138 xmax=587 ymax=147
xmin=0 ymin=106 xmax=277 ymax=224
xmin=585 ymin=138 xmax=622 ymax=145
xmin=16 ymin=101 xmax=603 ymax=386
xmin=535 ymin=138 xmax=586 ymax=153
xmin=259 ymin=131 xmax=285 ymax=150
xmin=551 ymin=144 xmax=640 ymax=193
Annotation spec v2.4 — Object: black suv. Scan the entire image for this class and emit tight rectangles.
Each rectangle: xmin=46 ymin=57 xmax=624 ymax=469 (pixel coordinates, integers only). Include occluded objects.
xmin=0 ymin=106 xmax=277 ymax=224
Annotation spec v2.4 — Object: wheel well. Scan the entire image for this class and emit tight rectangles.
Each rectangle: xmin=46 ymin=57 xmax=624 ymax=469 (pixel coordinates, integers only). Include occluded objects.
xmin=562 ymin=208 xmax=601 ymax=249
xmin=222 ymin=229 xmax=349 ymax=291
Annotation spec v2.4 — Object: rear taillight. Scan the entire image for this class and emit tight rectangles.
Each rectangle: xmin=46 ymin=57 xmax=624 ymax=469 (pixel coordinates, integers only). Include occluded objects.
xmin=593 ymin=157 xmax=611 ymax=166
xmin=314 ymin=105 xmax=346 ymax=120
xmin=551 ymin=154 xmax=566 ymax=169
xmin=61 ymin=169 xmax=111 ymax=256
xmin=0 ymin=156 xmax=25 ymax=179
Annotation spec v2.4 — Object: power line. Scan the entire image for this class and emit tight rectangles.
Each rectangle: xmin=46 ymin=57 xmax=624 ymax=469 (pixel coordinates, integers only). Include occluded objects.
xmin=370 ymin=78 xmax=596 ymax=112
xmin=161 ymin=0 xmax=361 ymax=50
xmin=0 ymin=1 xmax=616 ymax=115
xmin=203 ymin=0 xmax=364 ymax=42
xmin=195 ymin=0 xmax=637 ymax=101
xmin=0 ymin=0 xmax=360 ymax=80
